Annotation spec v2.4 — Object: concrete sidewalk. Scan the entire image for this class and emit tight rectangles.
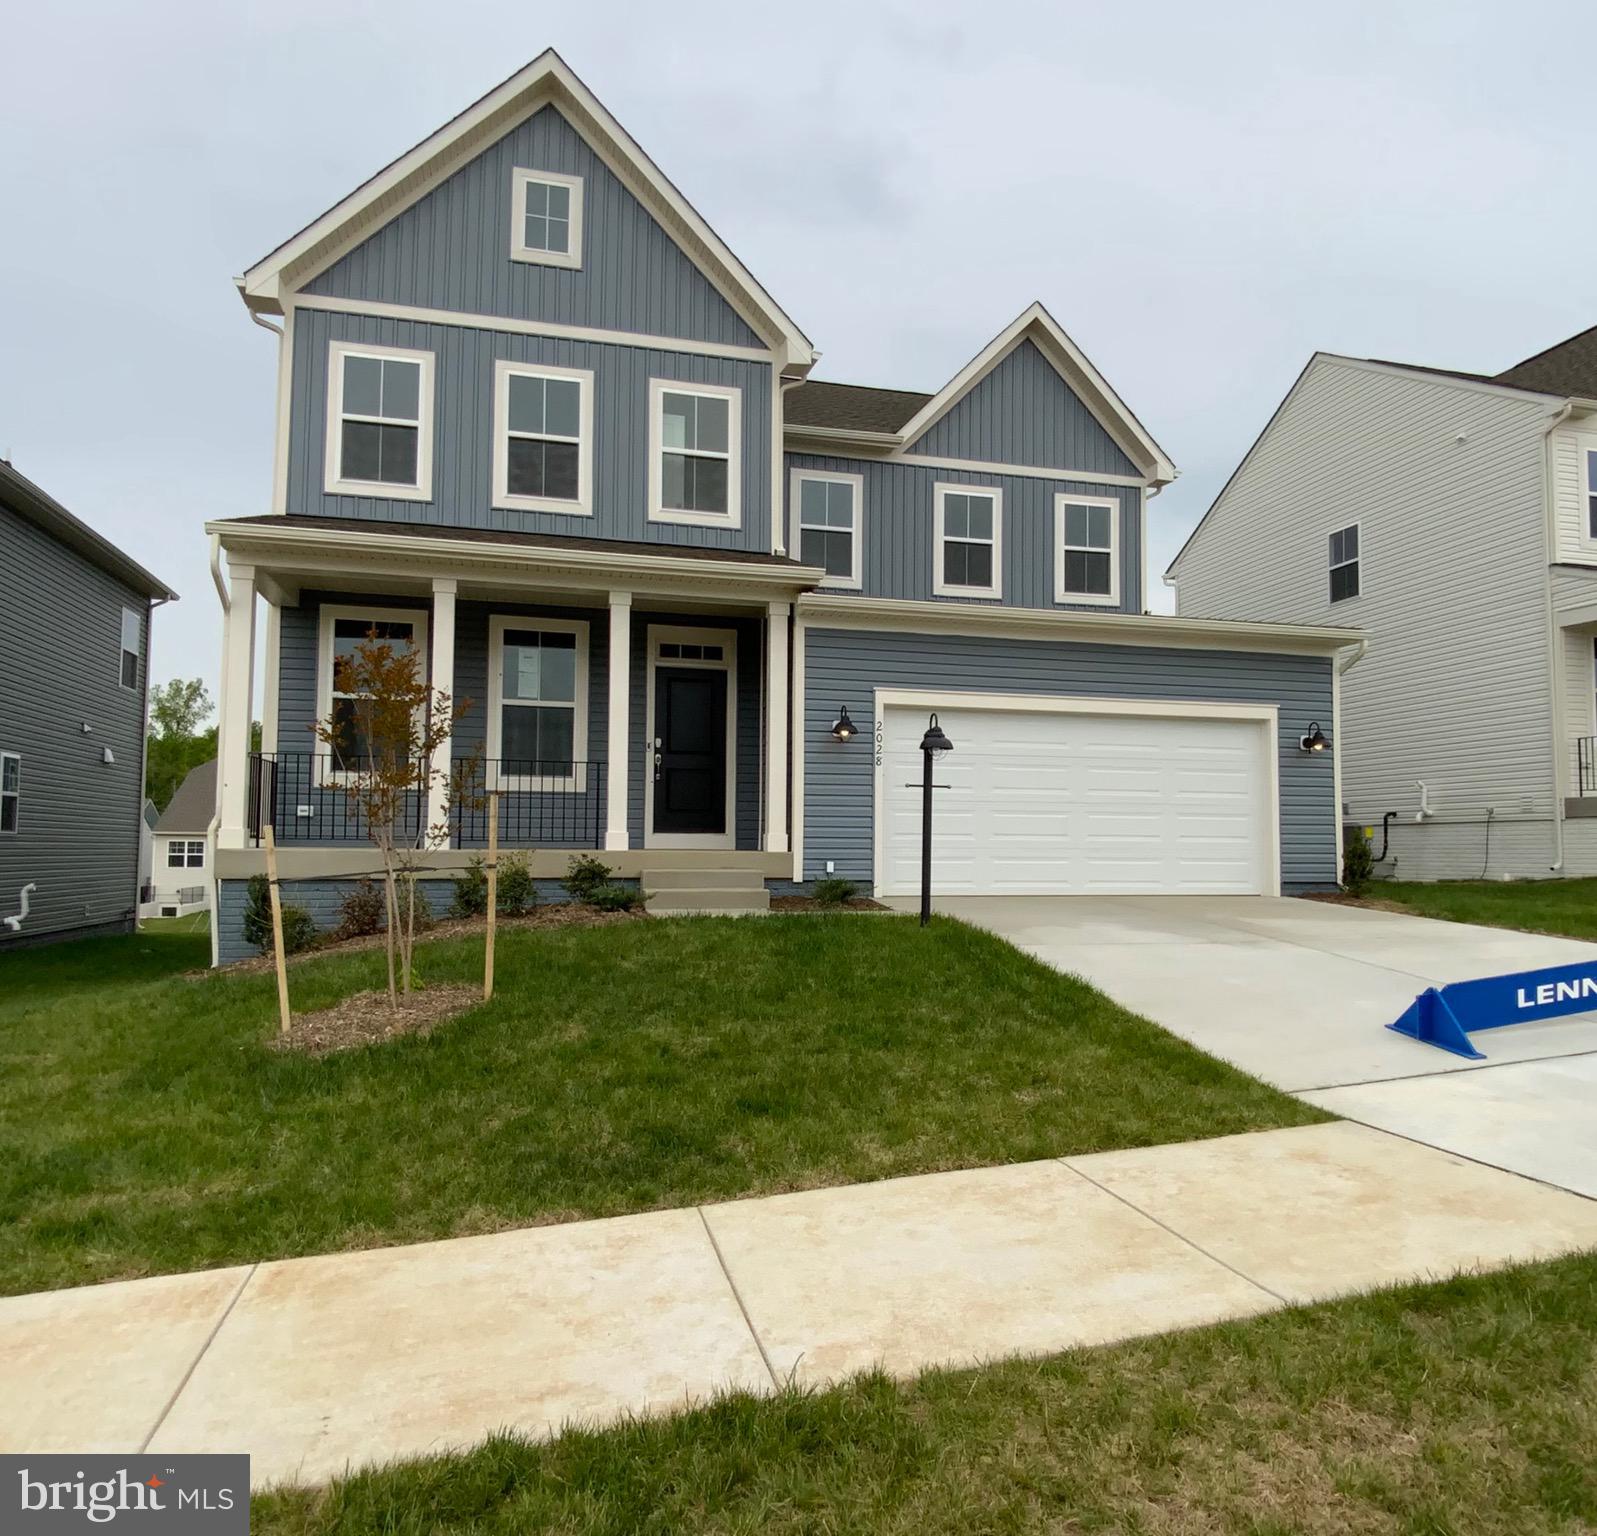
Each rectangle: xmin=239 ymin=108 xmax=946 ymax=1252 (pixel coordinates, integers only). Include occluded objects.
xmin=5 ymin=1121 xmax=1597 ymax=1489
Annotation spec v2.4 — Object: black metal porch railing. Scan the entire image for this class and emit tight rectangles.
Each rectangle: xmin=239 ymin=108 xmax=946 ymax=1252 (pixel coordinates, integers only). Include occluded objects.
xmin=1580 ymin=736 xmax=1597 ymax=796
xmin=247 ymin=753 xmax=605 ymax=849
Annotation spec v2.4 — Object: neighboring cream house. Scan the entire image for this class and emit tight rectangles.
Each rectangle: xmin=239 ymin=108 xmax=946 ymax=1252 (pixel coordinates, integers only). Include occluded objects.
xmin=150 ymin=760 xmax=213 ymax=916
xmin=1167 ymin=325 xmax=1597 ymax=881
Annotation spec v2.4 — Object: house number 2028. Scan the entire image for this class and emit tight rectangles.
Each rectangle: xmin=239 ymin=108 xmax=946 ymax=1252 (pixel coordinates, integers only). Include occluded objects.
xmin=874 ymin=719 xmax=885 ymax=767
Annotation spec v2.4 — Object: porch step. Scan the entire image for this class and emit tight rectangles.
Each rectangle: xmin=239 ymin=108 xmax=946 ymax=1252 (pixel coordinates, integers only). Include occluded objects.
xmin=644 ymin=865 xmax=766 ymax=892
xmin=644 ymin=869 xmax=771 ymax=916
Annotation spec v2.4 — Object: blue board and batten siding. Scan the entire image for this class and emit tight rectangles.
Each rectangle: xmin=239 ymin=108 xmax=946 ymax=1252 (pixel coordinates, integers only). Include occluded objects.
xmin=305 ymin=104 xmax=762 ymax=349
xmin=800 ymin=628 xmax=1338 ymax=892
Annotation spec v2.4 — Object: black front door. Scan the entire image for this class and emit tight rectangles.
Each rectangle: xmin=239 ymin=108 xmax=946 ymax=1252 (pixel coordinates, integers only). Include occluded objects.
xmin=654 ymin=667 xmax=728 ymax=835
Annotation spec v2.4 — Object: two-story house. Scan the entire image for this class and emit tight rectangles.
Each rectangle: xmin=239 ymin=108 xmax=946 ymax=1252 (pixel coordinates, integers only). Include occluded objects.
xmin=1167 ymin=329 xmax=1597 ymax=881
xmin=206 ymin=50 xmax=1359 ymax=963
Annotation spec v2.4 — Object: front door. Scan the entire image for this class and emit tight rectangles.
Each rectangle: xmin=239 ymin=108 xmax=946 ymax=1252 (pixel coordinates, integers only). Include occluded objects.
xmin=653 ymin=667 xmax=728 ymax=836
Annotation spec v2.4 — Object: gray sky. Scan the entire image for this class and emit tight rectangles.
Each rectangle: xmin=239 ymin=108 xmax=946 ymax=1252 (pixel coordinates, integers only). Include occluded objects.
xmin=5 ymin=0 xmax=1596 ymax=702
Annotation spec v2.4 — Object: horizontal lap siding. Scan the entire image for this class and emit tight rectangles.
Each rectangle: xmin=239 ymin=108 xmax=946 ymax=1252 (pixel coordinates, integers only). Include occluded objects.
xmin=289 ymin=308 xmax=772 ymax=549
xmin=800 ymin=626 xmax=1336 ymax=891
xmin=305 ymin=105 xmax=761 ymax=349
xmin=0 ymin=505 xmax=148 ymax=943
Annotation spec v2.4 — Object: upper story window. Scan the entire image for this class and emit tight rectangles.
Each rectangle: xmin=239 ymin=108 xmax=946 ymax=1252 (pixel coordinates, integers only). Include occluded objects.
xmin=0 ymin=753 xmax=18 ymax=834
xmin=492 ymin=361 xmax=594 ymax=516
xmin=933 ymin=485 xmax=1002 ymax=598
xmin=119 ymin=607 xmax=142 ymax=690
xmin=1587 ymin=449 xmax=1597 ymax=539
xmin=325 ymin=341 xmax=434 ymax=502
xmin=511 ymin=169 xmax=583 ymax=270
xmin=791 ymin=470 xmax=863 ymax=589
xmin=1055 ymin=495 xmax=1119 ymax=607
xmin=317 ymin=606 xmax=429 ymax=775
xmin=649 ymin=380 xmax=742 ymax=529
xmin=167 ymin=839 xmax=205 ymax=869
xmin=487 ymin=616 xmax=588 ymax=790
xmin=1329 ymin=523 xmax=1360 ymax=602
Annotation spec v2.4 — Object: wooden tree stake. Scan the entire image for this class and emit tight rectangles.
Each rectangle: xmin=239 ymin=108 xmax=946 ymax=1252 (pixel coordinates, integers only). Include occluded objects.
xmin=262 ymin=825 xmax=292 ymax=1035
xmin=484 ymin=791 xmax=499 ymax=1002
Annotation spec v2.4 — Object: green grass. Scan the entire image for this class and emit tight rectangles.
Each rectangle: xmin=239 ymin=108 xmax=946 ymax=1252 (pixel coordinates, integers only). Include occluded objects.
xmin=138 ymin=911 xmax=211 ymax=937
xmin=0 ymin=916 xmax=1322 ymax=1296
xmin=254 ymin=1251 xmax=1597 ymax=1535
xmin=1372 ymin=876 xmax=1597 ymax=942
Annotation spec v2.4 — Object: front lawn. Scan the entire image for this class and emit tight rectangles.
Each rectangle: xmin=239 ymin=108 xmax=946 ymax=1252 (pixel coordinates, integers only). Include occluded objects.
xmin=256 ymin=1251 xmax=1597 ymax=1535
xmin=1370 ymin=875 xmax=1597 ymax=942
xmin=0 ymin=916 xmax=1322 ymax=1296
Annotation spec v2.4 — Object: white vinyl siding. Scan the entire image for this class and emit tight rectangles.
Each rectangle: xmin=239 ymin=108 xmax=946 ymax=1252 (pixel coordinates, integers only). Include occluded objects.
xmin=1549 ymin=425 xmax=1597 ymax=563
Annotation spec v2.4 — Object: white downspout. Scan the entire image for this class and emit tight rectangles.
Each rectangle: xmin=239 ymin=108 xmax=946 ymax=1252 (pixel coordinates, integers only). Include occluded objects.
xmin=1541 ymin=401 xmax=1576 ymax=872
xmin=206 ymin=534 xmax=230 ymax=967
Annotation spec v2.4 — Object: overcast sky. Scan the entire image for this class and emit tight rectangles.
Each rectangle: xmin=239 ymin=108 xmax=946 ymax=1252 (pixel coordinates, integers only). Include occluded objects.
xmin=4 ymin=0 xmax=1596 ymax=703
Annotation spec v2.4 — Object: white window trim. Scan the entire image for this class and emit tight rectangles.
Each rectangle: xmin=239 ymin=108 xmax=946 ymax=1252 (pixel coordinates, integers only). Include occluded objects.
xmin=789 ymin=468 xmax=863 ymax=590
xmin=0 ymin=751 xmax=18 ymax=836
xmin=932 ymin=483 xmax=1003 ymax=599
xmin=1053 ymin=494 xmax=1121 ymax=608
xmin=486 ymin=615 xmax=590 ymax=793
xmin=648 ymin=378 xmax=743 ymax=529
xmin=1583 ymin=441 xmax=1597 ymax=546
xmin=491 ymin=359 xmax=595 ymax=517
xmin=643 ymin=625 xmax=737 ymax=850
xmin=119 ymin=606 xmax=142 ymax=692
xmin=324 ymin=339 xmax=436 ymax=502
xmin=314 ymin=604 xmax=430 ymax=785
xmin=1329 ymin=520 xmax=1362 ymax=604
xmin=166 ymin=838 xmax=205 ymax=869
xmin=510 ymin=168 xmax=584 ymax=270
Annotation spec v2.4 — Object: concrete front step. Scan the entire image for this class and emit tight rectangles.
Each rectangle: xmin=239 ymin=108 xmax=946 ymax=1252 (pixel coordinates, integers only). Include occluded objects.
xmin=644 ymin=866 xmax=767 ymax=892
xmin=645 ymin=886 xmax=771 ymax=915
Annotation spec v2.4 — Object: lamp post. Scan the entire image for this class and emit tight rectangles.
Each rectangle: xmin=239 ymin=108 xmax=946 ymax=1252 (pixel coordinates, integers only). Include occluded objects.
xmin=914 ymin=713 xmax=953 ymax=927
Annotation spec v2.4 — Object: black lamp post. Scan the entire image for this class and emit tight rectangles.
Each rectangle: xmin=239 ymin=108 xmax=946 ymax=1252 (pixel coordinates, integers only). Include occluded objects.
xmin=914 ymin=713 xmax=953 ymax=926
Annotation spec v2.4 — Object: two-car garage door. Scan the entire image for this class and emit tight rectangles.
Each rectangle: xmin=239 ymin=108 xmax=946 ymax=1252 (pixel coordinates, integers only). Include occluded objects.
xmin=879 ymin=700 xmax=1277 ymax=897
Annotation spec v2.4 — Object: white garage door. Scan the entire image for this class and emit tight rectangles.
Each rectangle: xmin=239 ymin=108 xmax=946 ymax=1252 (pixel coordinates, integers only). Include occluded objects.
xmin=879 ymin=701 xmax=1275 ymax=897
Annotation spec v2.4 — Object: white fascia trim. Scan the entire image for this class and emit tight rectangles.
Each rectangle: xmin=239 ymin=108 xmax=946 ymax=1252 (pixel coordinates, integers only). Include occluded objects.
xmin=509 ymin=167 xmax=583 ymax=270
xmin=291 ymin=293 xmax=775 ymax=365
xmin=932 ymin=482 xmax=1003 ymax=599
xmin=895 ymin=302 xmax=1176 ymax=484
xmin=784 ymin=424 xmax=904 ymax=449
xmin=240 ymin=51 xmax=814 ymax=369
xmin=798 ymin=591 xmax=1360 ymax=655
xmin=324 ymin=339 xmax=436 ymax=502
xmin=1053 ymin=492 xmax=1121 ymax=608
xmin=788 ymin=467 xmax=863 ymax=590
xmin=648 ymin=377 xmax=743 ymax=530
xmin=1324 ymin=353 xmax=1567 ymax=405
xmin=491 ymin=358 xmax=595 ymax=516
xmin=485 ymin=613 xmax=590 ymax=790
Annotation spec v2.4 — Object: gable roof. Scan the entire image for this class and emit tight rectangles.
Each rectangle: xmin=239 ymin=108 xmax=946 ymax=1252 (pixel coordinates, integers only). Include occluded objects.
xmin=1494 ymin=322 xmax=1597 ymax=399
xmin=156 ymin=760 xmax=216 ymax=834
xmin=785 ymin=381 xmax=933 ymax=435
xmin=237 ymin=49 xmax=814 ymax=372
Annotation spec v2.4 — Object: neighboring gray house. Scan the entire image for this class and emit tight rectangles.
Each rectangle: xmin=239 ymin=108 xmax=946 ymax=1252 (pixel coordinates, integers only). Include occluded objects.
xmin=150 ymin=760 xmax=215 ymax=916
xmin=1167 ymin=327 xmax=1597 ymax=881
xmin=0 ymin=460 xmax=177 ymax=946
xmin=206 ymin=48 xmax=1360 ymax=963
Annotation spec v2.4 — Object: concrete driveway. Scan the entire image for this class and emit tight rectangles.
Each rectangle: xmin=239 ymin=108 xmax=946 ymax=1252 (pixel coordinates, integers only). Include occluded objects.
xmin=900 ymin=895 xmax=1597 ymax=1197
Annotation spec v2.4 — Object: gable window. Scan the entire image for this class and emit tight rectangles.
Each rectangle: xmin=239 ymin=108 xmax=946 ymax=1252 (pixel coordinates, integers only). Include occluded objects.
xmin=325 ymin=341 xmax=434 ymax=501
xmin=792 ymin=470 xmax=863 ymax=589
xmin=119 ymin=606 xmax=142 ymax=690
xmin=167 ymin=839 xmax=205 ymax=869
xmin=933 ymin=485 xmax=1002 ymax=598
xmin=487 ymin=616 xmax=589 ymax=790
xmin=511 ymin=169 xmax=583 ymax=269
xmin=1329 ymin=524 xmax=1360 ymax=602
xmin=649 ymin=380 xmax=742 ymax=528
xmin=316 ymin=606 xmax=429 ymax=776
xmin=1055 ymin=495 xmax=1119 ymax=606
xmin=492 ymin=361 xmax=593 ymax=515
xmin=0 ymin=753 xmax=18 ymax=834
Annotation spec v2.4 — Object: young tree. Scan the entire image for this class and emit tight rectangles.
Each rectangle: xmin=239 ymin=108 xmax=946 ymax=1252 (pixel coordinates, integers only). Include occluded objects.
xmin=312 ymin=629 xmax=472 ymax=1006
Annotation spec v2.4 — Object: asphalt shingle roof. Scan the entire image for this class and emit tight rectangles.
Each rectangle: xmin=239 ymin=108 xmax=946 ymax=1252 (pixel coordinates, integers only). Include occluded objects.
xmin=1494 ymin=323 xmax=1597 ymax=399
xmin=784 ymin=380 xmax=933 ymax=435
xmin=157 ymin=760 xmax=216 ymax=834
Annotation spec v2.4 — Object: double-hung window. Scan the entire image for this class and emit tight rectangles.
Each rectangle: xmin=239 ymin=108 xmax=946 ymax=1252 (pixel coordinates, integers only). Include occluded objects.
xmin=119 ymin=606 xmax=142 ymax=690
xmin=1329 ymin=524 xmax=1360 ymax=603
xmin=317 ymin=607 xmax=429 ymax=776
xmin=326 ymin=341 xmax=434 ymax=500
xmin=933 ymin=485 xmax=1002 ymax=598
xmin=488 ymin=617 xmax=588 ymax=790
xmin=1586 ymin=449 xmax=1597 ymax=540
xmin=510 ymin=169 xmax=583 ymax=269
xmin=649 ymin=380 xmax=741 ymax=527
xmin=1055 ymin=495 xmax=1119 ymax=606
xmin=167 ymin=839 xmax=205 ymax=869
xmin=792 ymin=470 xmax=863 ymax=588
xmin=0 ymin=753 xmax=18 ymax=834
xmin=493 ymin=361 xmax=593 ymax=515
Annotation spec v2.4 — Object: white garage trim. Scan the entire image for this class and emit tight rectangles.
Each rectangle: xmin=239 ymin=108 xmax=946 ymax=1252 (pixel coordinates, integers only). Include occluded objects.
xmin=871 ymin=688 xmax=1282 ymax=898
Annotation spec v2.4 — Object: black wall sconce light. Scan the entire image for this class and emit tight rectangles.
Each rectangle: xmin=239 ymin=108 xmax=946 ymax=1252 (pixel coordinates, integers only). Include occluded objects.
xmin=830 ymin=705 xmax=858 ymax=742
xmin=1299 ymin=721 xmax=1329 ymax=753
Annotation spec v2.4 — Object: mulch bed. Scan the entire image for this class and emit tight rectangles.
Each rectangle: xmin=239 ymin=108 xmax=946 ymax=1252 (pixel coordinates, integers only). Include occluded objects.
xmin=769 ymin=896 xmax=888 ymax=913
xmin=267 ymin=984 xmax=484 ymax=1056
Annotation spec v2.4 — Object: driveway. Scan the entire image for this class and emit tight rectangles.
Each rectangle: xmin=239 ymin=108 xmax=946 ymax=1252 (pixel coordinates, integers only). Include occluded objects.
xmin=898 ymin=895 xmax=1597 ymax=1197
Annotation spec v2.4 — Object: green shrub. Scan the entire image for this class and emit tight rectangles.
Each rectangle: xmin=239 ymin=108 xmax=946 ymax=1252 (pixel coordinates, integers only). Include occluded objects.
xmin=276 ymin=904 xmax=319 ymax=955
xmin=450 ymin=854 xmax=534 ymax=917
xmin=588 ymin=882 xmax=641 ymax=913
xmin=242 ymin=873 xmax=317 ymax=955
xmin=564 ymin=854 xmax=615 ymax=903
xmin=335 ymin=879 xmax=387 ymax=939
xmin=811 ymin=877 xmax=858 ymax=906
xmin=1342 ymin=824 xmax=1374 ymax=896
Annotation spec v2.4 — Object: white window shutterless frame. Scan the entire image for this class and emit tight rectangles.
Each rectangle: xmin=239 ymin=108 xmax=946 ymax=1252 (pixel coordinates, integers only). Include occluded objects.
xmin=933 ymin=484 xmax=1002 ymax=598
xmin=325 ymin=341 xmax=435 ymax=501
xmin=510 ymin=169 xmax=583 ymax=269
xmin=492 ymin=361 xmax=594 ymax=516
xmin=1054 ymin=495 xmax=1119 ymax=606
xmin=486 ymin=616 xmax=590 ymax=792
xmin=315 ymin=606 xmax=429 ymax=782
xmin=790 ymin=469 xmax=863 ymax=589
xmin=648 ymin=380 xmax=742 ymax=528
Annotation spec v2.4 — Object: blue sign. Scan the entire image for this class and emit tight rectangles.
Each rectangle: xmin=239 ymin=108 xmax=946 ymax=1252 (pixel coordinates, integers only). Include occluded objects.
xmin=1389 ymin=959 xmax=1597 ymax=1059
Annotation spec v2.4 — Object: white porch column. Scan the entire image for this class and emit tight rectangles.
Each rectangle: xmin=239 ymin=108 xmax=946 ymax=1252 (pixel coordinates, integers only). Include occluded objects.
xmin=428 ymin=578 xmax=457 ymax=837
xmin=259 ymin=599 xmax=281 ymax=756
xmin=764 ymin=599 xmax=790 ymax=854
xmin=216 ymin=560 xmax=258 ymax=850
xmin=605 ymin=591 xmax=632 ymax=850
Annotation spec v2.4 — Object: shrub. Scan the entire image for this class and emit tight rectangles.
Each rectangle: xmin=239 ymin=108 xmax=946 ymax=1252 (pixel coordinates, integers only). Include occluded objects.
xmin=588 ymin=882 xmax=641 ymax=913
xmin=276 ymin=904 xmax=319 ymax=955
xmin=811 ymin=877 xmax=858 ymax=907
xmin=242 ymin=873 xmax=318 ymax=955
xmin=450 ymin=854 xmax=534 ymax=917
xmin=335 ymin=879 xmax=387 ymax=939
xmin=564 ymin=854 xmax=615 ymax=903
xmin=1342 ymin=824 xmax=1374 ymax=896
